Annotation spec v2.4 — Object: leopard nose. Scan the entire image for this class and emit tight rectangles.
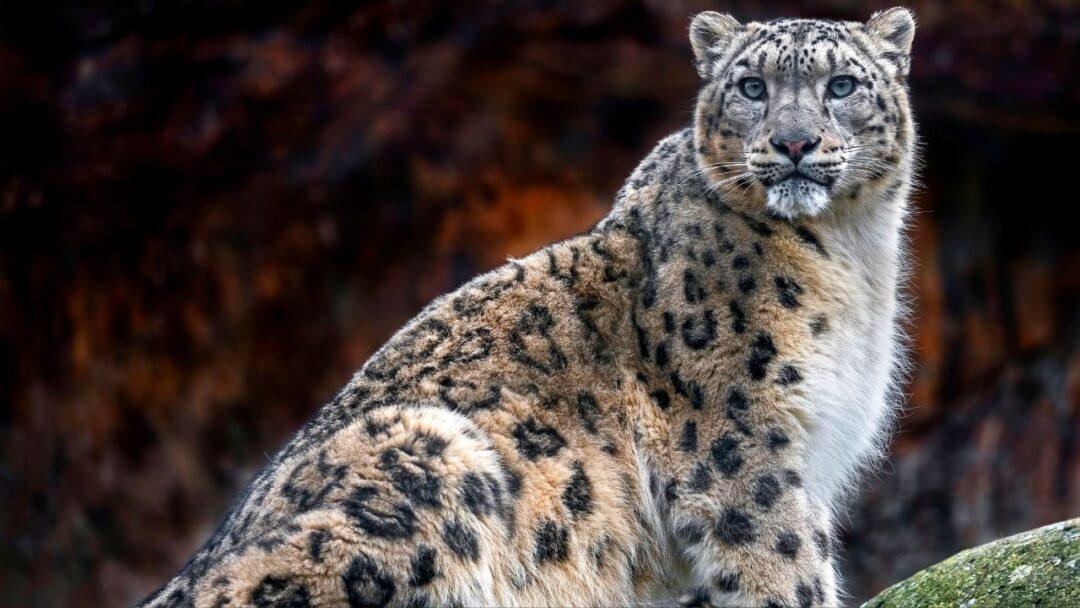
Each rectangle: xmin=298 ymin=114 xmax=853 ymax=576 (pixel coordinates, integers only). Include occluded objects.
xmin=769 ymin=136 xmax=821 ymax=163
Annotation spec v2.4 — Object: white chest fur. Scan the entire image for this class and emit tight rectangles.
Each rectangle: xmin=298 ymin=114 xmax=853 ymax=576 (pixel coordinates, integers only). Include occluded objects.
xmin=799 ymin=191 xmax=908 ymax=511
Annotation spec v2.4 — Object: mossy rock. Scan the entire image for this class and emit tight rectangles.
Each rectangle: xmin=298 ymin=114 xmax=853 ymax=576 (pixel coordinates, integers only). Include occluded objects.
xmin=863 ymin=518 xmax=1080 ymax=608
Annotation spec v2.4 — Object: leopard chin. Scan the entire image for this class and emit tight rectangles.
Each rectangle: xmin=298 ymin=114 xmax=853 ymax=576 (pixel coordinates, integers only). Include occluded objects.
xmin=766 ymin=177 xmax=831 ymax=219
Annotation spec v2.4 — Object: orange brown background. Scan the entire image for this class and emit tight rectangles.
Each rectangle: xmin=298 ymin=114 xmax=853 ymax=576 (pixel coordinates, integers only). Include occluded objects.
xmin=1 ymin=1 xmax=1078 ymax=605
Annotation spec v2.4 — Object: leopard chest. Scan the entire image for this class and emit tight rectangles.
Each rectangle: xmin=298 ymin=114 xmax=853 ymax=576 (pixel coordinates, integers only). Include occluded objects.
xmin=797 ymin=210 xmax=905 ymax=509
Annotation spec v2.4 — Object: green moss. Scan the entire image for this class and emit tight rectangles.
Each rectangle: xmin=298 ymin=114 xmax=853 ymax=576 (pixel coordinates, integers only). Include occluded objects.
xmin=863 ymin=518 xmax=1080 ymax=608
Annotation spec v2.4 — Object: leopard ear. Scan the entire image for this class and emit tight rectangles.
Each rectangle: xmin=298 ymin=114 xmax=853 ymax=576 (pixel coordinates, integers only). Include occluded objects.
xmin=866 ymin=7 xmax=915 ymax=56
xmin=690 ymin=11 xmax=742 ymax=78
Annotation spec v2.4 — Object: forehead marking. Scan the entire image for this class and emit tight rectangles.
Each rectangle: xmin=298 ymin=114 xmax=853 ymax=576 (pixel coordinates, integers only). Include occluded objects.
xmin=844 ymin=30 xmax=892 ymax=78
xmin=718 ymin=20 xmax=899 ymax=86
xmin=712 ymin=30 xmax=765 ymax=79
xmin=720 ymin=37 xmax=768 ymax=80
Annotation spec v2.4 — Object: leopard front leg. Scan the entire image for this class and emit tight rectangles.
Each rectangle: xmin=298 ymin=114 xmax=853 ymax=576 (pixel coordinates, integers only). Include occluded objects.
xmin=667 ymin=420 xmax=838 ymax=608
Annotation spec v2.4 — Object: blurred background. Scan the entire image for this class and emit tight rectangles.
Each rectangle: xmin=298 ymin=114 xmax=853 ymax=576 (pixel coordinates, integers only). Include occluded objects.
xmin=0 ymin=1 xmax=1077 ymax=605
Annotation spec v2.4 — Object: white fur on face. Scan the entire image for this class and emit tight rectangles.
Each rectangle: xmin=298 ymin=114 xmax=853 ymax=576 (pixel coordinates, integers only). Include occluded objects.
xmin=766 ymin=179 xmax=831 ymax=219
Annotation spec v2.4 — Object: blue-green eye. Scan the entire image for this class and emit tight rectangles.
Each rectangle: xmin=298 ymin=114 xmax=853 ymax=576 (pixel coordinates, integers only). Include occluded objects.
xmin=738 ymin=77 xmax=767 ymax=100
xmin=828 ymin=76 xmax=857 ymax=98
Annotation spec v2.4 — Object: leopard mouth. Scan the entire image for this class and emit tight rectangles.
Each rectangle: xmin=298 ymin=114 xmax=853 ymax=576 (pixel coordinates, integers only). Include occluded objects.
xmin=776 ymin=171 xmax=830 ymax=188
xmin=764 ymin=171 xmax=834 ymax=219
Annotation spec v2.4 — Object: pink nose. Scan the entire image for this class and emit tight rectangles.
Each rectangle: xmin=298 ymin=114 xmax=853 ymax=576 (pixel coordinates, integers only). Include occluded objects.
xmin=769 ymin=136 xmax=821 ymax=162
xmin=784 ymin=140 xmax=808 ymax=157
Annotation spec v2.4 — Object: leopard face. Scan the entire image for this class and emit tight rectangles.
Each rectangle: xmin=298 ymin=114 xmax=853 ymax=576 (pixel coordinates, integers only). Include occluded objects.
xmin=690 ymin=8 xmax=916 ymax=219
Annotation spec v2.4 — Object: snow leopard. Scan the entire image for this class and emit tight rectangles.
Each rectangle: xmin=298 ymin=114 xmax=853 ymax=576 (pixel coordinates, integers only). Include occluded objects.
xmin=140 ymin=7 xmax=917 ymax=607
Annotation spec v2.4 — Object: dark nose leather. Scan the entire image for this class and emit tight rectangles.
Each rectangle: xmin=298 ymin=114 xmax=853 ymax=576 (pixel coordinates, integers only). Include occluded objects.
xmin=769 ymin=136 xmax=821 ymax=163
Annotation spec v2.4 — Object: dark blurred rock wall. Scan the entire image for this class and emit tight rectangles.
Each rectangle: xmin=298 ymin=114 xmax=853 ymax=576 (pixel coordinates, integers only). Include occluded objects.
xmin=0 ymin=1 xmax=1076 ymax=605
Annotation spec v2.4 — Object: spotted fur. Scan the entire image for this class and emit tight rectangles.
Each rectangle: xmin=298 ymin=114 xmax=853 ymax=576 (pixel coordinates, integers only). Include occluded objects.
xmin=141 ymin=8 xmax=916 ymax=607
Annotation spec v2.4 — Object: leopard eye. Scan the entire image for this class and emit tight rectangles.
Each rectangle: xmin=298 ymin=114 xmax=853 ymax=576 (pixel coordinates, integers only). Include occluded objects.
xmin=738 ymin=77 xmax=767 ymax=100
xmin=827 ymin=76 xmax=857 ymax=98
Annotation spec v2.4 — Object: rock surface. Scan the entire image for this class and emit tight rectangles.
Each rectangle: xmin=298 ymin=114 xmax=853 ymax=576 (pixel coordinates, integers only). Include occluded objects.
xmin=864 ymin=518 xmax=1080 ymax=607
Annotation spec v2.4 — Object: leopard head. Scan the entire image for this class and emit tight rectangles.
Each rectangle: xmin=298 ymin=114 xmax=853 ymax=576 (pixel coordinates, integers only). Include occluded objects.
xmin=690 ymin=8 xmax=916 ymax=219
